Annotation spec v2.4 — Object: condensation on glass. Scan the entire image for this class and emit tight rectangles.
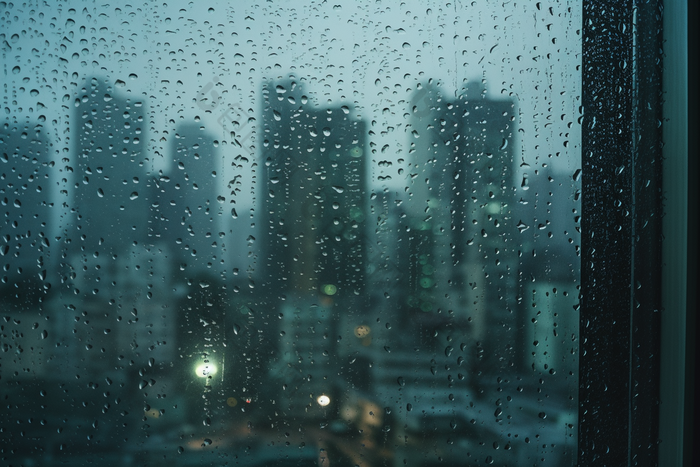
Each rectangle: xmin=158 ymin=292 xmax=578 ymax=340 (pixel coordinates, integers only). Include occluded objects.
xmin=1 ymin=1 xmax=580 ymax=465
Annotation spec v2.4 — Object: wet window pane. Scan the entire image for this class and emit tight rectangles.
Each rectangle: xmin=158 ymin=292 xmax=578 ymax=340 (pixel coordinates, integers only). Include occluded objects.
xmin=2 ymin=1 xmax=580 ymax=465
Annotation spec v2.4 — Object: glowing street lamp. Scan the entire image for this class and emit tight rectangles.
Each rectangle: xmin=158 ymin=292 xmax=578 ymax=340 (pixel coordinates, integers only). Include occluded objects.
xmin=317 ymin=394 xmax=331 ymax=407
xmin=194 ymin=362 xmax=217 ymax=378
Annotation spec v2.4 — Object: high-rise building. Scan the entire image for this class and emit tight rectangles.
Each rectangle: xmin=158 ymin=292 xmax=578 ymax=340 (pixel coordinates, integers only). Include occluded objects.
xmin=365 ymin=189 xmax=408 ymax=329
xmin=260 ymin=77 xmax=367 ymax=301
xmin=259 ymin=77 xmax=368 ymax=416
xmin=154 ymin=121 xmax=223 ymax=276
xmin=57 ymin=77 xmax=176 ymax=372
xmin=514 ymin=166 xmax=580 ymax=373
xmin=0 ymin=120 xmax=54 ymax=289
xmin=0 ymin=119 xmax=54 ymax=382
xmin=65 ymin=76 xmax=149 ymax=290
xmin=404 ymin=81 xmax=468 ymax=321
xmin=405 ymin=80 xmax=517 ymax=373
xmin=456 ymin=85 xmax=518 ymax=378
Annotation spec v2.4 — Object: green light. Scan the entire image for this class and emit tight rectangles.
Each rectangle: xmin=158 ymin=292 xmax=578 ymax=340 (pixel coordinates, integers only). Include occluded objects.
xmin=349 ymin=206 xmax=365 ymax=222
xmin=322 ymin=284 xmax=338 ymax=296
xmin=487 ymin=201 xmax=501 ymax=214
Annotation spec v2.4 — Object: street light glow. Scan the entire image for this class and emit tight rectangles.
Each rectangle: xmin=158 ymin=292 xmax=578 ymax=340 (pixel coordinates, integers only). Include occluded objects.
xmin=317 ymin=394 xmax=331 ymax=407
xmin=194 ymin=362 xmax=217 ymax=378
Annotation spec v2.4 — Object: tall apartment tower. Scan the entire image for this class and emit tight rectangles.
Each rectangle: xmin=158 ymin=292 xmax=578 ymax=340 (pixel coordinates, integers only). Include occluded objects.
xmin=59 ymin=77 xmax=176 ymax=371
xmin=406 ymin=80 xmax=517 ymax=373
xmin=153 ymin=121 xmax=223 ymax=276
xmin=514 ymin=166 xmax=580 ymax=374
xmin=0 ymin=120 xmax=53 ymax=289
xmin=66 ymin=76 xmax=149 ymax=289
xmin=259 ymin=77 xmax=367 ymax=301
xmin=259 ymin=77 xmax=368 ymax=416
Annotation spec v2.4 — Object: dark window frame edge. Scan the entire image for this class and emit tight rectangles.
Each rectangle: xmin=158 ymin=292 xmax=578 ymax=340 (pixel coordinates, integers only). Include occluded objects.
xmin=659 ymin=1 xmax=692 ymax=466
xmin=579 ymin=1 xmax=665 ymax=465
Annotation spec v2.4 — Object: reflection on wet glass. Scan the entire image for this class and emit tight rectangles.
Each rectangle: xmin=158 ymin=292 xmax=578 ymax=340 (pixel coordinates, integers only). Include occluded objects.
xmin=2 ymin=1 xmax=580 ymax=465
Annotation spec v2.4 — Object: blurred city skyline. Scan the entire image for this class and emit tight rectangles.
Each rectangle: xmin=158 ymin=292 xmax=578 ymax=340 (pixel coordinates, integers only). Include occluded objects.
xmin=2 ymin=72 xmax=579 ymax=290
xmin=1 ymin=2 xmax=582 ymax=465
xmin=2 ymin=0 xmax=581 ymax=208
xmin=1 ymin=72 xmax=579 ymax=464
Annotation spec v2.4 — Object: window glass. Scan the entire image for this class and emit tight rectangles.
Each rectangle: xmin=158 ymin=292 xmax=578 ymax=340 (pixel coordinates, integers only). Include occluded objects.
xmin=1 ymin=1 xmax=581 ymax=465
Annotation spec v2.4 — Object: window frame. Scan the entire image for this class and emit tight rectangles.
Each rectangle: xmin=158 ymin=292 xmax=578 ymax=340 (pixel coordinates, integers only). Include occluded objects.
xmin=579 ymin=1 xmax=695 ymax=465
xmin=659 ymin=1 xmax=695 ymax=466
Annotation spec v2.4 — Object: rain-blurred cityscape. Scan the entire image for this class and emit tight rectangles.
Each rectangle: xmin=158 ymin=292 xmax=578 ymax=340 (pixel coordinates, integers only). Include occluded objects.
xmin=2 ymin=2 xmax=581 ymax=466
xmin=1 ymin=74 xmax=579 ymax=466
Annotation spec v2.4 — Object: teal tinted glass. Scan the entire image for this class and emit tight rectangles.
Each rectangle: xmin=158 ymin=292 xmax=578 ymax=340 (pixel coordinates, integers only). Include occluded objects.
xmin=2 ymin=1 xmax=581 ymax=465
